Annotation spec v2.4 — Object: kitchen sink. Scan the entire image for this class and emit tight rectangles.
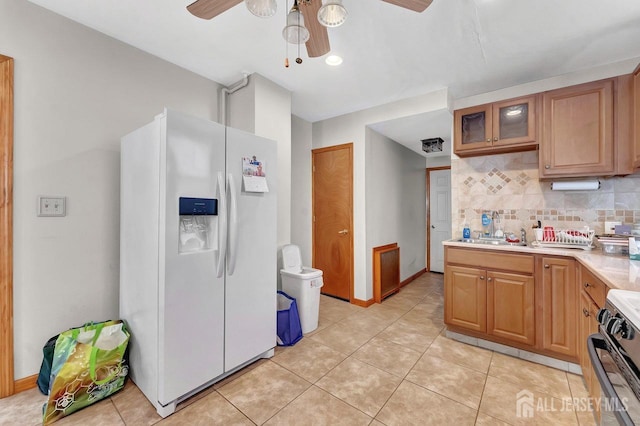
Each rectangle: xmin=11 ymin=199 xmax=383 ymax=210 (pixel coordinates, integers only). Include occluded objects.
xmin=455 ymin=238 xmax=527 ymax=247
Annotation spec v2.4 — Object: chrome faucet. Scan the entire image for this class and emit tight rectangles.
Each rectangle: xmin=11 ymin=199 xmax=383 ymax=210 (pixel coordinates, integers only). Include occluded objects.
xmin=490 ymin=210 xmax=500 ymax=238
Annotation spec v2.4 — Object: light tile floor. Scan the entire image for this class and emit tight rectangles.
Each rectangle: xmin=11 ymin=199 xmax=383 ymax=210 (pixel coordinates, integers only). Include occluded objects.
xmin=0 ymin=273 xmax=596 ymax=425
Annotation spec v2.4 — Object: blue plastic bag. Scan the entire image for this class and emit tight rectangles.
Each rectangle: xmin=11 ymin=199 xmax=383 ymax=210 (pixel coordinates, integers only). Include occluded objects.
xmin=276 ymin=291 xmax=303 ymax=346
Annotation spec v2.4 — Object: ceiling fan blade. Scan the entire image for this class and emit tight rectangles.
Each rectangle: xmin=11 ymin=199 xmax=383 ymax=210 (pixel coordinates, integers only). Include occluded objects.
xmin=187 ymin=0 xmax=243 ymax=19
xmin=381 ymin=0 xmax=433 ymax=13
xmin=299 ymin=0 xmax=330 ymax=58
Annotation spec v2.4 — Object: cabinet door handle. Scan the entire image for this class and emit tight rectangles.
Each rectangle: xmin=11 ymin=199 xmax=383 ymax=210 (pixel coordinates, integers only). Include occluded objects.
xmin=545 ymin=165 xmax=550 ymax=169
xmin=487 ymin=277 xmax=492 ymax=282
xmin=583 ymin=308 xmax=590 ymax=317
xmin=584 ymin=282 xmax=590 ymax=288
xmin=544 ymin=264 xmax=550 ymax=269
xmin=479 ymin=276 xmax=485 ymax=280
xmin=486 ymin=139 xmax=491 ymax=143
xmin=493 ymin=137 xmax=498 ymax=142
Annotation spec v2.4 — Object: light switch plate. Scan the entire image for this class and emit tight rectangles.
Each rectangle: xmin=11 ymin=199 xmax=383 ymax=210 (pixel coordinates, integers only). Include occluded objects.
xmin=604 ymin=221 xmax=622 ymax=234
xmin=38 ymin=196 xmax=66 ymax=217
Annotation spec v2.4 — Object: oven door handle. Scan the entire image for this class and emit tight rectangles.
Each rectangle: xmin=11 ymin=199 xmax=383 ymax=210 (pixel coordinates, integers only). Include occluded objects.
xmin=587 ymin=334 xmax=635 ymax=426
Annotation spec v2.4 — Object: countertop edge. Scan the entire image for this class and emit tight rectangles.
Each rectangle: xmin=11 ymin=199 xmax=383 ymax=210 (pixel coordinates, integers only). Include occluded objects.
xmin=443 ymin=240 xmax=640 ymax=292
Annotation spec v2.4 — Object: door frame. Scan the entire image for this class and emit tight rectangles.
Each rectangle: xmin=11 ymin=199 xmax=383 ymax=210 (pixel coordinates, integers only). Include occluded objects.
xmin=0 ymin=54 xmax=14 ymax=398
xmin=426 ymin=166 xmax=451 ymax=273
xmin=311 ymin=143 xmax=354 ymax=303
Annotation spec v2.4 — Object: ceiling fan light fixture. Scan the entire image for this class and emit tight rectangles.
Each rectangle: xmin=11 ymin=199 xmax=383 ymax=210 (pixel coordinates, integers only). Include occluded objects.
xmin=317 ymin=0 xmax=347 ymax=27
xmin=245 ymin=0 xmax=277 ymax=18
xmin=283 ymin=3 xmax=310 ymax=44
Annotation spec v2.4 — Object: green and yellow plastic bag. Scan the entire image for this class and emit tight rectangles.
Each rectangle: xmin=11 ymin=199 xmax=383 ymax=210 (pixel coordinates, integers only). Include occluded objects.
xmin=42 ymin=320 xmax=130 ymax=425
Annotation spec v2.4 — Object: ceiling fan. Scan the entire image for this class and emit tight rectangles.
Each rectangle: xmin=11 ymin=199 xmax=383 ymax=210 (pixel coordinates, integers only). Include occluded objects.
xmin=186 ymin=0 xmax=433 ymax=59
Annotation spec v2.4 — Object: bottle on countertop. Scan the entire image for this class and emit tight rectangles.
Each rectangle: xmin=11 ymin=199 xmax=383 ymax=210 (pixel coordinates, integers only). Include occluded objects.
xmin=481 ymin=211 xmax=492 ymax=237
xmin=463 ymin=223 xmax=471 ymax=240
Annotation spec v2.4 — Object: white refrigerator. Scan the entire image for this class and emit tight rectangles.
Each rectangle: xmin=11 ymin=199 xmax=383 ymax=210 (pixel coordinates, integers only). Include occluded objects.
xmin=120 ymin=108 xmax=277 ymax=417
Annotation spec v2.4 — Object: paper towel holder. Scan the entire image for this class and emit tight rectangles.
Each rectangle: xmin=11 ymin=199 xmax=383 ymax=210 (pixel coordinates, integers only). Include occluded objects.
xmin=550 ymin=179 xmax=600 ymax=191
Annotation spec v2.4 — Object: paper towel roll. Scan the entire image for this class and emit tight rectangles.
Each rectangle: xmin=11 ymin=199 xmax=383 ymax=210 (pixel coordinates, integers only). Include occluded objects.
xmin=550 ymin=180 xmax=600 ymax=191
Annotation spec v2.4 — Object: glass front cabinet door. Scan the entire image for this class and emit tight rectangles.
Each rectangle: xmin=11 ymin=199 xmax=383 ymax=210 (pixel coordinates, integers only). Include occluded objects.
xmin=454 ymin=95 xmax=537 ymax=156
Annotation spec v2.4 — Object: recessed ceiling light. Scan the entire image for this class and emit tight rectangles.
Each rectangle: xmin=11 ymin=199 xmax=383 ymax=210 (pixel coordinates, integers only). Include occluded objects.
xmin=325 ymin=55 xmax=343 ymax=66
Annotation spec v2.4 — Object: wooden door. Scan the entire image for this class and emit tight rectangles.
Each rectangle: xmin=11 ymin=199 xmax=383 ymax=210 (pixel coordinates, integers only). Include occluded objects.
xmin=540 ymin=79 xmax=614 ymax=177
xmin=444 ymin=265 xmax=487 ymax=333
xmin=540 ymin=257 xmax=577 ymax=358
xmin=312 ymin=144 xmax=353 ymax=301
xmin=0 ymin=54 xmax=13 ymax=398
xmin=487 ymin=271 xmax=535 ymax=346
xmin=453 ymin=104 xmax=492 ymax=153
xmin=427 ymin=168 xmax=451 ymax=273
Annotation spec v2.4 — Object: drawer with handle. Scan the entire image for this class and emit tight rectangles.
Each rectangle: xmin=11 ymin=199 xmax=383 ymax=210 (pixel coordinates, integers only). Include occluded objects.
xmin=580 ymin=264 xmax=606 ymax=307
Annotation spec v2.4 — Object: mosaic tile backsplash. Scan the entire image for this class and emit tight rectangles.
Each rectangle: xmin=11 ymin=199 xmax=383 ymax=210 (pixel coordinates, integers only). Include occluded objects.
xmin=451 ymin=151 xmax=640 ymax=241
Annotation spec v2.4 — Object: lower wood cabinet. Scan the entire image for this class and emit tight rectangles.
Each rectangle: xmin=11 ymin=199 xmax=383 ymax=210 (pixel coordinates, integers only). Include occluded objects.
xmin=578 ymin=264 xmax=608 ymax=423
xmin=445 ymin=265 xmax=487 ymax=333
xmin=445 ymin=264 xmax=535 ymax=345
xmin=445 ymin=247 xmax=579 ymax=361
xmin=487 ymin=271 xmax=535 ymax=345
xmin=539 ymin=256 xmax=577 ymax=358
xmin=445 ymin=246 xmax=608 ymax=422
xmin=445 ymin=247 xmax=535 ymax=347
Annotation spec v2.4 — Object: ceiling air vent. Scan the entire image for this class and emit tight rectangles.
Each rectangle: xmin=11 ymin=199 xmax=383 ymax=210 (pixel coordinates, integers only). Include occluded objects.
xmin=421 ymin=137 xmax=443 ymax=153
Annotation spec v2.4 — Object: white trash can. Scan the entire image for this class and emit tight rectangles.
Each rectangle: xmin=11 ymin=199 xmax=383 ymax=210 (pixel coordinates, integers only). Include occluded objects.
xmin=280 ymin=244 xmax=323 ymax=334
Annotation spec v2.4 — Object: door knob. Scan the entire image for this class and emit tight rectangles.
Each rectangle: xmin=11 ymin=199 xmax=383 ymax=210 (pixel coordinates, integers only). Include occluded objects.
xmin=431 ymin=225 xmax=435 ymax=229
xmin=338 ymin=229 xmax=349 ymax=235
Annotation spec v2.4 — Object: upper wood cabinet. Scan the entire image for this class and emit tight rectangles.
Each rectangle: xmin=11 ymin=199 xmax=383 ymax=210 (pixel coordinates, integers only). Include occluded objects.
xmin=454 ymin=95 xmax=538 ymax=157
xmin=634 ymin=63 xmax=640 ymax=169
xmin=539 ymin=79 xmax=614 ymax=177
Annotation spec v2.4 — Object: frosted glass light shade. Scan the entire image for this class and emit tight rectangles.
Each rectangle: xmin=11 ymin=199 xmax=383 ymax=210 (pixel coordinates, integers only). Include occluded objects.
xmin=245 ymin=0 xmax=277 ymax=17
xmin=317 ymin=0 xmax=347 ymax=27
xmin=282 ymin=9 xmax=309 ymax=44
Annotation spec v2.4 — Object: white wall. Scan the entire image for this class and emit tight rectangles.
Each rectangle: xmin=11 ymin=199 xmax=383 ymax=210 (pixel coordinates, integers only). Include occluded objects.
xmin=1 ymin=0 xmax=222 ymax=379
xmin=311 ymin=89 xmax=448 ymax=301
xmin=426 ymin=156 xmax=451 ymax=169
xmin=254 ymin=75 xmax=292 ymax=248
xmin=290 ymin=115 xmax=313 ymax=266
xmin=365 ymin=129 xmax=426 ymax=284
xmin=453 ymin=58 xmax=640 ymax=110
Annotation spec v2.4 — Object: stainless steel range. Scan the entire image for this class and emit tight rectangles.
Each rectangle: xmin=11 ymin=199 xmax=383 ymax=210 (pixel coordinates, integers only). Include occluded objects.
xmin=589 ymin=290 xmax=640 ymax=425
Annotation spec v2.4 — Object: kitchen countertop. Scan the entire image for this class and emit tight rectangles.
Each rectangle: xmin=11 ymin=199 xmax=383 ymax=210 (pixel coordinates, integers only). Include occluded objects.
xmin=443 ymin=240 xmax=640 ymax=292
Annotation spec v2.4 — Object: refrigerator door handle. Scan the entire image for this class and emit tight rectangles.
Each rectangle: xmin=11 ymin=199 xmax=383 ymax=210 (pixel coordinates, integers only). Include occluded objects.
xmin=216 ymin=171 xmax=227 ymax=278
xmin=227 ymin=173 xmax=238 ymax=276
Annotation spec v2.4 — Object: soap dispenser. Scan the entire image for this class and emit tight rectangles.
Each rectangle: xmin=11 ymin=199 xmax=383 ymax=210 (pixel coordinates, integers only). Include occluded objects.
xmin=481 ymin=211 xmax=492 ymax=237
xmin=463 ymin=223 xmax=471 ymax=240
